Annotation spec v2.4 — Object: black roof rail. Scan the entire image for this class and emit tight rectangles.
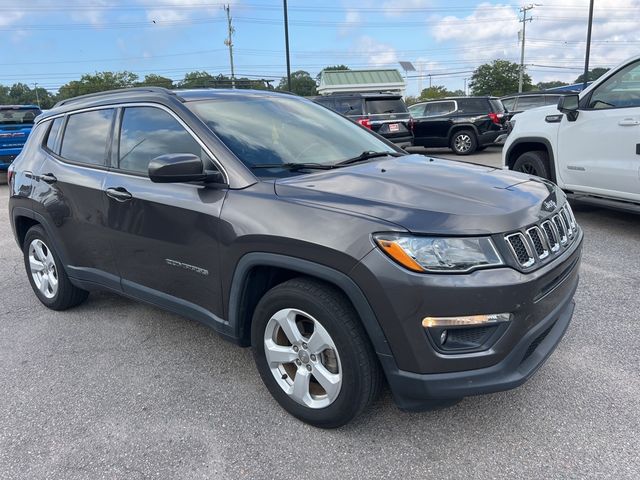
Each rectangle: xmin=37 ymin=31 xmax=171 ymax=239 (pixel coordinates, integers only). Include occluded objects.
xmin=54 ymin=87 xmax=179 ymax=108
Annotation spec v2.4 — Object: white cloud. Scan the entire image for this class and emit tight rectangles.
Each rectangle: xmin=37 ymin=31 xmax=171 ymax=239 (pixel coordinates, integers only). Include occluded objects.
xmin=0 ymin=11 xmax=24 ymax=27
xmin=70 ymin=0 xmax=111 ymax=26
xmin=138 ymin=0 xmax=238 ymax=24
xmin=353 ymin=35 xmax=398 ymax=66
xmin=382 ymin=0 xmax=433 ymax=18
xmin=429 ymin=0 xmax=640 ymax=83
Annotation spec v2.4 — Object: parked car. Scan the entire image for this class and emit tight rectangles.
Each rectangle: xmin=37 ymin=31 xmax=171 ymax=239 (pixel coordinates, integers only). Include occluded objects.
xmin=313 ymin=92 xmax=413 ymax=148
xmin=0 ymin=105 xmax=42 ymax=173
xmin=9 ymin=87 xmax=582 ymax=427
xmin=408 ymin=96 xmax=507 ymax=155
xmin=503 ymin=54 xmax=640 ymax=212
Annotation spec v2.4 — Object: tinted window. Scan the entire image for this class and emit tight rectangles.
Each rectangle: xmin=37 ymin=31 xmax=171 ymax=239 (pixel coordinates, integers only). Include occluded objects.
xmin=424 ymin=101 xmax=456 ymax=117
xmin=456 ymin=98 xmax=488 ymax=113
xmin=408 ymin=104 xmax=426 ymax=117
xmin=188 ymin=96 xmax=395 ymax=174
xmin=60 ymin=109 xmax=114 ymax=166
xmin=516 ymin=96 xmax=545 ymax=110
xmin=0 ymin=107 xmax=41 ymax=126
xmin=589 ymin=60 xmax=640 ymax=109
xmin=45 ymin=117 xmax=64 ymax=153
xmin=366 ymin=98 xmax=408 ymax=114
xmin=501 ymin=98 xmax=516 ymax=111
xmin=489 ymin=99 xmax=505 ymax=113
xmin=118 ymin=107 xmax=207 ymax=174
xmin=544 ymin=95 xmax=562 ymax=105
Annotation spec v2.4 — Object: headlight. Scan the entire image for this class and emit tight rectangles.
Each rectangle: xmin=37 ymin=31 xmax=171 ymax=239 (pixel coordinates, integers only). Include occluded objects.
xmin=373 ymin=233 xmax=503 ymax=273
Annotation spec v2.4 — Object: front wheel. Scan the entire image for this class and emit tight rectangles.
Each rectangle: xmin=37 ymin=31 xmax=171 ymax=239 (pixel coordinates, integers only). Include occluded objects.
xmin=450 ymin=130 xmax=477 ymax=155
xmin=251 ymin=278 xmax=382 ymax=428
xmin=513 ymin=150 xmax=550 ymax=179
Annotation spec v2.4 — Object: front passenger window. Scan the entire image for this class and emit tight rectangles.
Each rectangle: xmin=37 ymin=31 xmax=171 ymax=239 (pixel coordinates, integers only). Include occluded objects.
xmin=589 ymin=60 xmax=640 ymax=109
xmin=118 ymin=107 xmax=209 ymax=174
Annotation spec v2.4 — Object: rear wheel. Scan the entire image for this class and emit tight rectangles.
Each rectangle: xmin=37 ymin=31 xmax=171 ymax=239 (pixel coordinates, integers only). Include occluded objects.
xmin=513 ymin=150 xmax=550 ymax=179
xmin=450 ymin=130 xmax=477 ymax=155
xmin=251 ymin=278 xmax=382 ymax=428
xmin=23 ymin=225 xmax=89 ymax=310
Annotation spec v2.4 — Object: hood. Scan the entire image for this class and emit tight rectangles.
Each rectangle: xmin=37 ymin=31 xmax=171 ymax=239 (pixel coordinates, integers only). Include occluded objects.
xmin=275 ymin=155 xmax=562 ymax=235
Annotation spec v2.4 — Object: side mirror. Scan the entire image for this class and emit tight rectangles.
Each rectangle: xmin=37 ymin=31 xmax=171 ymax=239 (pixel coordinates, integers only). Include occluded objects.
xmin=148 ymin=153 xmax=224 ymax=184
xmin=557 ymin=94 xmax=580 ymax=121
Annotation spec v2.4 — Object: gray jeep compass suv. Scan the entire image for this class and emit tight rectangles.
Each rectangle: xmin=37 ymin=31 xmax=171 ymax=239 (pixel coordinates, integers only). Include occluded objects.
xmin=8 ymin=87 xmax=582 ymax=428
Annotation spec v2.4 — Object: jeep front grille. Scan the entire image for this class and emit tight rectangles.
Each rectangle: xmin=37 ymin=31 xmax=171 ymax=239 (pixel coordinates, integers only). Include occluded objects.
xmin=504 ymin=203 xmax=579 ymax=269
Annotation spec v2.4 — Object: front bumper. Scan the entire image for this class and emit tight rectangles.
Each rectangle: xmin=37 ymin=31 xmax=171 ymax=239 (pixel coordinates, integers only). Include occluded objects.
xmin=351 ymin=230 xmax=582 ymax=409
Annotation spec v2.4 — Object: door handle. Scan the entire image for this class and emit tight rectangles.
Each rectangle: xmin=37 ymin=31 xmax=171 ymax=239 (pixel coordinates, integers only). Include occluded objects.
xmin=618 ymin=119 xmax=640 ymax=126
xmin=40 ymin=173 xmax=57 ymax=184
xmin=105 ymin=187 xmax=133 ymax=202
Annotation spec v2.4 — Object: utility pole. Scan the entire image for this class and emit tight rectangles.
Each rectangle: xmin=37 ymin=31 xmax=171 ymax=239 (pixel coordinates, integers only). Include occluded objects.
xmin=518 ymin=4 xmax=535 ymax=93
xmin=463 ymin=78 xmax=468 ymax=96
xmin=33 ymin=82 xmax=41 ymax=108
xmin=223 ymin=4 xmax=235 ymax=88
xmin=283 ymin=0 xmax=292 ymax=91
xmin=582 ymin=0 xmax=595 ymax=91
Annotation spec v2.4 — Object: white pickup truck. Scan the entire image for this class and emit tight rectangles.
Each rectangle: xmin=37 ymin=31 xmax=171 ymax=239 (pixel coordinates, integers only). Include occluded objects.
xmin=503 ymin=55 xmax=640 ymax=212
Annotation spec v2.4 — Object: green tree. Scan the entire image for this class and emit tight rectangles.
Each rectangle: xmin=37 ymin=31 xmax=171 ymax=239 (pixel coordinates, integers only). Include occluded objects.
xmin=57 ymin=71 xmax=138 ymax=99
xmin=469 ymin=60 xmax=532 ymax=96
xmin=419 ymin=85 xmax=464 ymax=100
xmin=574 ymin=68 xmax=609 ymax=84
xmin=277 ymin=70 xmax=317 ymax=96
xmin=178 ymin=71 xmax=216 ymax=89
xmin=536 ymin=80 xmax=568 ymax=90
xmin=136 ymin=74 xmax=174 ymax=89
xmin=1 ymin=82 xmax=55 ymax=108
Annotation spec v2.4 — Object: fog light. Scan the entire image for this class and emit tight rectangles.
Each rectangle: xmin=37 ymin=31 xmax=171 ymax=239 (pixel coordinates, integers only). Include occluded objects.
xmin=440 ymin=330 xmax=448 ymax=345
xmin=422 ymin=313 xmax=511 ymax=328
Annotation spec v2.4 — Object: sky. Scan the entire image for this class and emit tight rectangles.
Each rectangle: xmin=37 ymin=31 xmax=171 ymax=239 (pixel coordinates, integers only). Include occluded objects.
xmin=1 ymin=0 xmax=639 ymax=96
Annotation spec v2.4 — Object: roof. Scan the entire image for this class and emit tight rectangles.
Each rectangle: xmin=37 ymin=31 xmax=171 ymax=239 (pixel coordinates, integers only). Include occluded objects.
xmin=317 ymin=69 xmax=405 ymax=95
xmin=315 ymin=92 xmax=403 ymax=100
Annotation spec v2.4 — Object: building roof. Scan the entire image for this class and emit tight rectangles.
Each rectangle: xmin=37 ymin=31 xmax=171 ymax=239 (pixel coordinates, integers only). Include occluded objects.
xmin=317 ymin=69 xmax=405 ymax=95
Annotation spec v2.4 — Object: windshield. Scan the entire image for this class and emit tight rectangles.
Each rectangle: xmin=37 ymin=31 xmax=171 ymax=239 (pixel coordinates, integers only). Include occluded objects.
xmin=0 ymin=107 xmax=41 ymax=126
xmin=188 ymin=95 xmax=396 ymax=174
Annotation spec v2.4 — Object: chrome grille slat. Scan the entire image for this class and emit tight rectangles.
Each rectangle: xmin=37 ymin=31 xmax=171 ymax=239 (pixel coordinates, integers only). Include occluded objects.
xmin=505 ymin=232 xmax=535 ymax=268
xmin=504 ymin=204 xmax=579 ymax=269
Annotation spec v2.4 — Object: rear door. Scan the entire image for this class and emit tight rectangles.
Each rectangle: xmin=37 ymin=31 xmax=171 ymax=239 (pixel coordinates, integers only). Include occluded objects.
xmin=103 ymin=105 xmax=228 ymax=321
xmin=412 ymin=100 xmax=456 ymax=145
xmin=33 ymin=108 xmax=120 ymax=288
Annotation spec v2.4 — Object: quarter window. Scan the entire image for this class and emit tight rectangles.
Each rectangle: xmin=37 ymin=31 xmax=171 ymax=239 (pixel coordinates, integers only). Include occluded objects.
xmin=60 ymin=109 xmax=114 ymax=166
xmin=45 ymin=117 xmax=64 ymax=153
xmin=118 ymin=107 xmax=208 ymax=174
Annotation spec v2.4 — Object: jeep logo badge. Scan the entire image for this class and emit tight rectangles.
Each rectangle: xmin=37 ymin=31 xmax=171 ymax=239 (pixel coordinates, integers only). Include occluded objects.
xmin=543 ymin=199 xmax=557 ymax=211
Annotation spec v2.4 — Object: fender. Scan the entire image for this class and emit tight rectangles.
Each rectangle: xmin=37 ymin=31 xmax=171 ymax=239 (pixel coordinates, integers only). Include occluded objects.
xmin=11 ymin=206 xmax=72 ymax=266
xmin=447 ymin=123 xmax=480 ymax=141
xmin=228 ymin=252 xmax=393 ymax=356
xmin=505 ymin=136 xmax=558 ymax=184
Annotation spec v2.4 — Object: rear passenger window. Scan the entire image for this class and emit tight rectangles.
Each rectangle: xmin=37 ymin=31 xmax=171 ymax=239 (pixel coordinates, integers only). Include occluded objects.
xmin=45 ymin=117 xmax=64 ymax=153
xmin=457 ymin=99 xmax=487 ymax=113
xmin=60 ymin=109 xmax=114 ymax=166
xmin=118 ymin=107 xmax=206 ymax=174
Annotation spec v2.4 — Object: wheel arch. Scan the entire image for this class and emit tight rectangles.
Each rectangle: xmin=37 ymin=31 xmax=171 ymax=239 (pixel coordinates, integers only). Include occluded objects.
xmin=11 ymin=207 xmax=71 ymax=265
xmin=447 ymin=123 xmax=479 ymax=141
xmin=227 ymin=253 xmax=392 ymax=357
xmin=505 ymin=137 xmax=557 ymax=183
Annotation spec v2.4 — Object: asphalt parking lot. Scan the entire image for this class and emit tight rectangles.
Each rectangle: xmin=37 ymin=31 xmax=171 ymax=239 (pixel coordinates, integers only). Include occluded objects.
xmin=1 ymin=161 xmax=639 ymax=479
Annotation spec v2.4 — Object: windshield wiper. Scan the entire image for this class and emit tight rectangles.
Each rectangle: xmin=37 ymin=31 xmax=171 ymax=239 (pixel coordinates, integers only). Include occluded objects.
xmin=249 ymin=162 xmax=337 ymax=171
xmin=335 ymin=150 xmax=404 ymax=167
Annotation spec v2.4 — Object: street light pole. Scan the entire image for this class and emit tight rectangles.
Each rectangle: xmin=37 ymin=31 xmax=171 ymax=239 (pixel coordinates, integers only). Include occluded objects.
xmin=582 ymin=0 xmax=595 ymax=91
xmin=283 ymin=0 xmax=292 ymax=91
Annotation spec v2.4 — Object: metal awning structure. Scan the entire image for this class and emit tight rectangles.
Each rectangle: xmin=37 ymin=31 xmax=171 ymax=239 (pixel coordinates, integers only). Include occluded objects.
xmin=317 ymin=69 xmax=406 ymax=95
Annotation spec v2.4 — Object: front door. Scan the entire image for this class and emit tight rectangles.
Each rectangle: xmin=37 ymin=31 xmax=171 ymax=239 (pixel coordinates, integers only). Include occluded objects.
xmin=557 ymin=59 xmax=640 ymax=201
xmin=103 ymin=105 xmax=228 ymax=322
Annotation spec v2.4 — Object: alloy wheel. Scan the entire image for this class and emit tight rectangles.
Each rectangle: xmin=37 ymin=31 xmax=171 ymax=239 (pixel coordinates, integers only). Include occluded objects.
xmin=263 ymin=308 xmax=342 ymax=409
xmin=454 ymin=134 xmax=472 ymax=153
xmin=28 ymin=239 xmax=59 ymax=299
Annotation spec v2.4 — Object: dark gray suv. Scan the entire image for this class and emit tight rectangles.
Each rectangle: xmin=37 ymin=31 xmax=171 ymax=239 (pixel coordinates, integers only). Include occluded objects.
xmin=8 ymin=87 xmax=582 ymax=428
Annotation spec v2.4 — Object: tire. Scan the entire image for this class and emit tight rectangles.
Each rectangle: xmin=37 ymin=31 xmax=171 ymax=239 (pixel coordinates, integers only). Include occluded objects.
xmin=450 ymin=129 xmax=477 ymax=155
xmin=23 ymin=225 xmax=89 ymax=310
xmin=251 ymin=277 xmax=382 ymax=428
xmin=513 ymin=150 xmax=550 ymax=179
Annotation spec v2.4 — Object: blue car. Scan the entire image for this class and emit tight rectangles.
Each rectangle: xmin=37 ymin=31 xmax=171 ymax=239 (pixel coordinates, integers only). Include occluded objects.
xmin=1 ymin=105 xmax=42 ymax=171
